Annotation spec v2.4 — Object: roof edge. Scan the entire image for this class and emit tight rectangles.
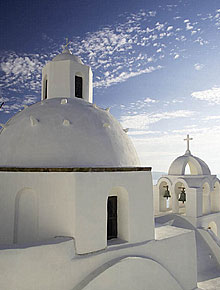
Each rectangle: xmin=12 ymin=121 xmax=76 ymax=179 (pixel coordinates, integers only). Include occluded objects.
xmin=0 ymin=167 xmax=151 ymax=172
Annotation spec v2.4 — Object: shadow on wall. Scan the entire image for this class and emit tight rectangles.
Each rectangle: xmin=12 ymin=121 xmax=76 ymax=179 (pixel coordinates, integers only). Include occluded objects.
xmin=72 ymin=256 xmax=183 ymax=290
xmin=13 ymin=187 xmax=38 ymax=244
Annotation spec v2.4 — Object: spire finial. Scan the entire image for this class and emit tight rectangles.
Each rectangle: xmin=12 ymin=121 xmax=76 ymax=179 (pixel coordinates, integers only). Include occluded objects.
xmin=184 ymin=134 xmax=193 ymax=154
xmin=62 ymin=38 xmax=71 ymax=52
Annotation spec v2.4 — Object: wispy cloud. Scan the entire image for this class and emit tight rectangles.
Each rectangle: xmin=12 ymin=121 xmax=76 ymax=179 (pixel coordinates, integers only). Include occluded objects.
xmin=204 ymin=115 xmax=220 ymax=121
xmin=194 ymin=63 xmax=204 ymax=71
xmin=93 ymin=65 xmax=162 ymax=88
xmin=0 ymin=52 xmax=43 ymax=92
xmin=1 ymin=3 xmax=212 ymax=96
xmin=191 ymin=87 xmax=220 ymax=104
xmin=128 ymin=130 xmax=161 ymax=136
xmin=144 ymin=97 xmax=158 ymax=103
xmin=0 ymin=2 xmax=219 ymax=117
xmin=120 ymin=110 xmax=195 ymax=129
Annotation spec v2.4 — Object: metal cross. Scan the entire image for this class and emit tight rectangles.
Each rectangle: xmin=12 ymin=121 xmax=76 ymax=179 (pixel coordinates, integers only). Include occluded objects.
xmin=63 ymin=38 xmax=70 ymax=50
xmin=184 ymin=134 xmax=193 ymax=152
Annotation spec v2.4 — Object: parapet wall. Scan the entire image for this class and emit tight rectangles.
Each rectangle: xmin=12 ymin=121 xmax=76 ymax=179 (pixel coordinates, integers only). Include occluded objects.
xmin=0 ymin=228 xmax=197 ymax=290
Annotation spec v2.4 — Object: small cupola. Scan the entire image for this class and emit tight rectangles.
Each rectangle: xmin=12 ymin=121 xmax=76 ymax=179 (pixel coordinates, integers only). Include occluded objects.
xmin=41 ymin=48 xmax=93 ymax=103
xmin=168 ymin=135 xmax=211 ymax=176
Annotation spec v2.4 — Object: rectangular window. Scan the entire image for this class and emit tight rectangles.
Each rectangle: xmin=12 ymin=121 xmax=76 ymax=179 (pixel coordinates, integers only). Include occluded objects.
xmin=107 ymin=196 xmax=117 ymax=240
xmin=75 ymin=76 xmax=83 ymax=98
xmin=45 ymin=80 xmax=48 ymax=99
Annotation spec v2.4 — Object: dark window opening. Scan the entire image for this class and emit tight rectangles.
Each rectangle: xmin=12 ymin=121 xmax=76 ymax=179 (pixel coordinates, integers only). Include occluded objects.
xmin=44 ymin=79 xmax=48 ymax=99
xmin=75 ymin=76 xmax=83 ymax=98
xmin=107 ymin=196 xmax=117 ymax=240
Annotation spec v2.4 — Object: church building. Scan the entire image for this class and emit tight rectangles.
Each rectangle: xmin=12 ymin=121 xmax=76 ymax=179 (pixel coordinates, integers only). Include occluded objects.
xmin=0 ymin=49 xmax=199 ymax=290
xmin=154 ymin=135 xmax=220 ymax=230
xmin=154 ymin=135 xmax=220 ymax=283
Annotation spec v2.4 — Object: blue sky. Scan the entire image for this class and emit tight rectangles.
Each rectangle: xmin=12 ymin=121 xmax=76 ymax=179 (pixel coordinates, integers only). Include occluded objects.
xmin=1 ymin=0 xmax=220 ymax=173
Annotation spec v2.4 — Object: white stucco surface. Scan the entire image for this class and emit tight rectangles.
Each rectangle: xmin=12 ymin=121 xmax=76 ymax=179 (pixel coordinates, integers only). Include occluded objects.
xmin=155 ymin=224 xmax=191 ymax=240
xmin=52 ymin=49 xmax=83 ymax=64
xmin=0 ymin=97 xmax=140 ymax=167
xmin=42 ymin=49 xmax=93 ymax=102
xmin=0 ymin=226 xmax=197 ymax=290
xmin=198 ymin=274 xmax=220 ymax=289
xmin=0 ymin=49 xmax=204 ymax=290
xmin=168 ymin=152 xmax=211 ymax=176
xmin=79 ymin=257 xmax=183 ymax=290
xmin=0 ymin=170 xmax=153 ymax=254
xmin=153 ymin=145 xmax=220 ymax=287
xmin=198 ymin=229 xmax=220 ymax=265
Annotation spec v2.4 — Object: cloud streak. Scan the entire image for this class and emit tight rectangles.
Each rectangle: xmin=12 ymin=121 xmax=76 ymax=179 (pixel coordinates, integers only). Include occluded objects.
xmin=0 ymin=52 xmax=43 ymax=92
xmin=93 ymin=65 xmax=162 ymax=88
xmin=0 ymin=2 xmax=220 ymax=118
xmin=191 ymin=87 xmax=220 ymax=104
xmin=120 ymin=110 xmax=195 ymax=129
xmin=1 ymin=2 xmax=216 ymax=96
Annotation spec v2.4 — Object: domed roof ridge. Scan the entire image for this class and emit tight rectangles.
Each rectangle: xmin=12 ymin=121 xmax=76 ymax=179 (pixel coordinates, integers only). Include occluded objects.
xmin=0 ymin=98 xmax=139 ymax=168
xmin=168 ymin=150 xmax=211 ymax=176
xmin=52 ymin=49 xmax=83 ymax=64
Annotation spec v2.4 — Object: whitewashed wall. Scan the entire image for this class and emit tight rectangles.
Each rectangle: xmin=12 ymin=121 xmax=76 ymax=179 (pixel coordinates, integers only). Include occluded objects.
xmin=0 ymin=228 xmax=197 ymax=290
xmin=74 ymin=171 xmax=154 ymax=253
xmin=0 ymin=172 xmax=76 ymax=244
xmin=0 ymin=170 xmax=154 ymax=254
xmin=42 ymin=60 xmax=93 ymax=102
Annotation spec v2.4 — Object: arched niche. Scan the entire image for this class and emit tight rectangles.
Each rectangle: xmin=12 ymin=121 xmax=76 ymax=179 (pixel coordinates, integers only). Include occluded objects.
xmin=172 ymin=181 xmax=186 ymax=214
xmin=75 ymin=72 xmax=84 ymax=99
xmin=158 ymin=180 xmax=172 ymax=212
xmin=211 ymin=181 xmax=220 ymax=213
xmin=107 ymin=187 xmax=129 ymax=242
xmin=208 ymin=221 xmax=218 ymax=236
xmin=13 ymin=187 xmax=38 ymax=244
xmin=203 ymin=182 xmax=211 ymax=215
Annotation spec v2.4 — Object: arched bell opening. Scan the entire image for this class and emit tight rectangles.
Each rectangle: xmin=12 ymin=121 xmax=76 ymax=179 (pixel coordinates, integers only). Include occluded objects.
xmin=173 ymin=182 xmax=186 ymax=214
xmin=184 ymin=163 xmax=191 ymax=175
xmin=183 ymin=160 xmax=199 ymax=175
xmin=202 ymin=182 xmax=211 ymax=215
xmin=211 ymin=181 xmax=220 ymax=213
xmin=159 ymin=181 xmax=172 ymax=212
xmin=208 ymin=221 xmax=218 ymax=237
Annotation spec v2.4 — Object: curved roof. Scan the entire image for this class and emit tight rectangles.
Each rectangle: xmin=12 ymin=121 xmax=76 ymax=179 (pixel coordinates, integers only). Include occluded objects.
xmin=0 ymin=98 xmax=140 ymax=168
xmin=168 ymin=152 xmax=211 ymax=176
xmin=52 ymin=49 xmax=83 ymax=64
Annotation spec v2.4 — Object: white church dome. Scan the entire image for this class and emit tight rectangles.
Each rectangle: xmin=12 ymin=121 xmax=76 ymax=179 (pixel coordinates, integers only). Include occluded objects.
xmin=52 ymin=49 xmax=83 ymax=64
xmin=0 ymin=97 xmax=140 ymax=168
xmin=168 ymin=151 xmax=211 ymax=176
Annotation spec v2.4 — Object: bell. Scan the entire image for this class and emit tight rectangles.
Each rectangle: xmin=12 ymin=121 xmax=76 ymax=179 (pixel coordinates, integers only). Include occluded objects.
xmin=178 ymin=188 xmax=186 ymax=203
xmin=163 ymin=185 xmax=171 ymax=199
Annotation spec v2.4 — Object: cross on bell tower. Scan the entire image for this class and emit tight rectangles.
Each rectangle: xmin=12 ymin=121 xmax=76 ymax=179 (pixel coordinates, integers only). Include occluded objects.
xmin=184 ymin=134 xmax=193 ymax=155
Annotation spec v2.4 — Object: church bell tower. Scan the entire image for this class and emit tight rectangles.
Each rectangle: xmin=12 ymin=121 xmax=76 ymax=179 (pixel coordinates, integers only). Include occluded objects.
xmin=41 ymin=49 xmax=93 ymax=103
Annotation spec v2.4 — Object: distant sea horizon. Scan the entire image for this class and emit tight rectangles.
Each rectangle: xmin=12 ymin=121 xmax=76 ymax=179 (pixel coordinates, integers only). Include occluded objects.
xmin=152 ymin=171 xmax=220 ymax=185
